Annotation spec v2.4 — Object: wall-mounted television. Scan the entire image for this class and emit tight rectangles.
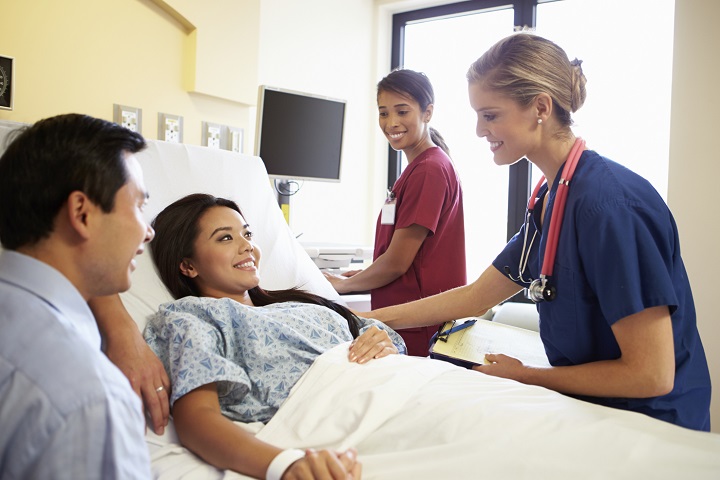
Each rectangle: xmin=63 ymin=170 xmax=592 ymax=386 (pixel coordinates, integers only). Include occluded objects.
xmin=254 ymin=86 xmax=346 ymax=182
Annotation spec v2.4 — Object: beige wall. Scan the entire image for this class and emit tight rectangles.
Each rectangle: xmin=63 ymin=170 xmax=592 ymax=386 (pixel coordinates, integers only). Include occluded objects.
xmin=0 ymin=0 xmax=380 ymax=246
xmin=255 ymin=0 xmax=378 ymax=244
xmin=0 ymin=0 xmax=255 ymax=147
xmin=1 ymin=0 xmax=717 ymax=431
xmin=669 ymin=0 xmax=720 ymax=432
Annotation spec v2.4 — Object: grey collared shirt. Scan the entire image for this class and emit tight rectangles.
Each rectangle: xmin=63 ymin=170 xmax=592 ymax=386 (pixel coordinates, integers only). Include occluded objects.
xmin=0 ymin=250 xmax=151 ymax=479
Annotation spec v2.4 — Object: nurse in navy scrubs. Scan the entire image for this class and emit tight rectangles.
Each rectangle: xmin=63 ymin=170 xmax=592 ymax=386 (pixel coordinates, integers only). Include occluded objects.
xmin=358 ymin=33 xmax=711 ymax=431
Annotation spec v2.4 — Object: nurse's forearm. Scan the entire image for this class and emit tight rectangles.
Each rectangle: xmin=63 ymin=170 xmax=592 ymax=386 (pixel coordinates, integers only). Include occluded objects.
xmin=367 ymin=265 xmax=521 ymax=329
xmin=506 ymin=306 xmax=675 ymax=398
xmin=518 ymin=356 xmax=673 ymax=399
xmin=335 ymin=224 xmax=428 ymax=293
xmin=335 ymin=255 xmax=408 ymax=293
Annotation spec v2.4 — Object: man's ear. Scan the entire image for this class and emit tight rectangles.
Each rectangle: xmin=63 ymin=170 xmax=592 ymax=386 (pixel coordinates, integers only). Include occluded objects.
xmin=180 ymin=258 xmax=198 ymax=278
xmin=65 ymin=191 xmax=95 ymax=240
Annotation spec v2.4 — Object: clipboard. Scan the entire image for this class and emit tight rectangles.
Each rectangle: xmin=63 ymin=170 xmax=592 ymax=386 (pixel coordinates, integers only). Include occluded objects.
xmin=429 ymin=317 xmax=550 ymax=369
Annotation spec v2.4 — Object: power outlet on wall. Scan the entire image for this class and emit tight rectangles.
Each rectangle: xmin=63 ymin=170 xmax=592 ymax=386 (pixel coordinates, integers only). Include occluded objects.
xmin=225 ymin=126 xmax=243 ymax=153
xmin=158 ymin=113 xmax=183 ymax=143
xmin=202 ymin=121 xmax=222 ymax=149
xmin=113 ymin=104 xmax=142 ymax=133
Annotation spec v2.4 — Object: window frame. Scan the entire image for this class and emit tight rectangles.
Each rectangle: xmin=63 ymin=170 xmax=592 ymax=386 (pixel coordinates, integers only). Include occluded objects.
xmin=389 ymin=0 xmax=544 ymax=242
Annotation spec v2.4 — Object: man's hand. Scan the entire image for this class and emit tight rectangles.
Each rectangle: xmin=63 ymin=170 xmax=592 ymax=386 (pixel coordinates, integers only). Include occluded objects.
xmin=105 ymin=329 xmax=171 ymax=435
xmin=90 ymin=295 xmax=170 ymax=435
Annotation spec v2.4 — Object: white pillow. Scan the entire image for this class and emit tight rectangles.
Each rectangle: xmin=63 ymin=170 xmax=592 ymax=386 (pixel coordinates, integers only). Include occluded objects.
xmin=120 ymin=140 xmax=340 ymax=330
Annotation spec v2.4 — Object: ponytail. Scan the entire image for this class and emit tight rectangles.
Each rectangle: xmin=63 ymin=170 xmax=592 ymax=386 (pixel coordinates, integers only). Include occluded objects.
xmin=430 ymin=127 xmax=450 ymax=158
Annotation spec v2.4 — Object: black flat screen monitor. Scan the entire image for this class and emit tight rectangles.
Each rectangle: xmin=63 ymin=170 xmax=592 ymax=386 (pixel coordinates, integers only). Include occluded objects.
xmin=254 ymin=86 xmax=346 ymax=182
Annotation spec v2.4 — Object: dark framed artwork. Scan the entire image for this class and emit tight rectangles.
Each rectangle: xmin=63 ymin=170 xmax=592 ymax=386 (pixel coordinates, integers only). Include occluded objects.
xmin=0 ymin=55 xmax=14 ymax=110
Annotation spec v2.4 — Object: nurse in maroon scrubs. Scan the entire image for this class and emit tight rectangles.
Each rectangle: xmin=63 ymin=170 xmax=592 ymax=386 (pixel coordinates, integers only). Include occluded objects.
xmin=325 ymin=68 xmax=467 ymax=356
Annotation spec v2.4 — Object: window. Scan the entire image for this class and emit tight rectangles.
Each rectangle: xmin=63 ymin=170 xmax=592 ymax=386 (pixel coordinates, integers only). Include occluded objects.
xmin=391 ymin=0 xmax=674 ymax=282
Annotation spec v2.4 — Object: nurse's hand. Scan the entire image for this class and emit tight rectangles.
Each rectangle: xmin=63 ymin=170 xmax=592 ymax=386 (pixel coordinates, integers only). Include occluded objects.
xmin=348 ymin=326 xmax=398 ymax=364
xmin=472 ymin=353 xmax=526 ymax=381
xmin=323 ymin=270 xmax=357 ymax=294
xmin=339 ymin=269 xmax=361 ymax=278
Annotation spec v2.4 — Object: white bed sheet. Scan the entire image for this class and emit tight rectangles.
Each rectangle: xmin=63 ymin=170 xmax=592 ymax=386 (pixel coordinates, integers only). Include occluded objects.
xmin=149 ymin=342 xmax=720 ymax=479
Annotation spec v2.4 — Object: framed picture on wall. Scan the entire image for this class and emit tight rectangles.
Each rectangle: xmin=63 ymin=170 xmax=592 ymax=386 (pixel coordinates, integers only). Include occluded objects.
xmin=0 ymin=55 xmax=14 ymax=111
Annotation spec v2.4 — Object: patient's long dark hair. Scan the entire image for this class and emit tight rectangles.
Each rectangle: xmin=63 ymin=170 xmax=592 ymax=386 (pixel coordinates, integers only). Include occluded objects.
xmin=150 ymin=193 xmax=360 ymax=338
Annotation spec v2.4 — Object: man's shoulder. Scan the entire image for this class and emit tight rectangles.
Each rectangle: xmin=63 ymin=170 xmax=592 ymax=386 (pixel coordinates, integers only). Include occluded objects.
xmin=0 ymin=300 xmax=146 ymax=471
xmin=0 ymin=355 xmax=148 ymax=479
xmin=0 ymin=289 xmax=132 ymax=415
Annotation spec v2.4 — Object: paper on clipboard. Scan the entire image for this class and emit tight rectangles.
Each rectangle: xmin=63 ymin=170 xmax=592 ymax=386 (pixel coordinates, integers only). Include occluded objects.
xmin=430 ymin=318 xmax=550 ymax=368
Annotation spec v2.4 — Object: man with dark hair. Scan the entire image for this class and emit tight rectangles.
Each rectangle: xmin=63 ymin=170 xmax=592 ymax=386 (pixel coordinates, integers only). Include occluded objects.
xmin=0 ymin=114 xmax=154 ymax=478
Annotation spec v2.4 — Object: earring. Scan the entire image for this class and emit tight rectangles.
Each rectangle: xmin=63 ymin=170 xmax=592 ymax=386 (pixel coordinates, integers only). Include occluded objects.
xmin=537 ymin=118 xmax=543 ymax=125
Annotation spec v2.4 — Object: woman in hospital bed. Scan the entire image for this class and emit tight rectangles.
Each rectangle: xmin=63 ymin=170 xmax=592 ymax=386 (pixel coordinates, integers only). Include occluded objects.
xmin=103 ymin=193 xmax=720 ymax=480
xmin=142 ymin=193 xmax=405 ymax=479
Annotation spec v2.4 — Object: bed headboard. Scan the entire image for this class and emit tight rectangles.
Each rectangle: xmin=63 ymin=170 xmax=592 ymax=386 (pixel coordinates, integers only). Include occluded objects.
xmin=0 ymin=122 xmax=340 ymax=330
xmin=124 ymin=140 xmax=341 ymax=329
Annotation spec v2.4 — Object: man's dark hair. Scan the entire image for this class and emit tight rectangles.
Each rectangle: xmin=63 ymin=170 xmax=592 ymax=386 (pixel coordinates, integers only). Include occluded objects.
xmin=0 ymin=114 xmax=146 ymax=249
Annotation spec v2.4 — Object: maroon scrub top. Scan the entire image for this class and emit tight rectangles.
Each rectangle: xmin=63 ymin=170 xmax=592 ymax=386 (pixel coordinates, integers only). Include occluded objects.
xmin=372 ymin=147 xmax=467 ymax=356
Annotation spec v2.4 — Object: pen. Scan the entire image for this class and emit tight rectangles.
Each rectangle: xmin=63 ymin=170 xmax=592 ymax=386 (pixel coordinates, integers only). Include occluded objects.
xmin=437 ymin=319 xmax=477 ymax=342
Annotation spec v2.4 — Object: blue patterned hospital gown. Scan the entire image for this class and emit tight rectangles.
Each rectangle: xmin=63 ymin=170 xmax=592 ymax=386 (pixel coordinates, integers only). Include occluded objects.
xmin=143 ymin=296 xmax=406 ymax=423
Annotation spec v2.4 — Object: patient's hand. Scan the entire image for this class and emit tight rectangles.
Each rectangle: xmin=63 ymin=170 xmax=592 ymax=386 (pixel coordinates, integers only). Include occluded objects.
xmin=284 ymin=448 xmax=361 ymax=480
xmin=348 ymin=326 xmax=398 ymax=364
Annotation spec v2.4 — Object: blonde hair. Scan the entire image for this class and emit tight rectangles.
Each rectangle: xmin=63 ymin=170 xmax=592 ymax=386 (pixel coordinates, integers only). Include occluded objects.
xmin=467 ymin=33 xmax=586 ymax=127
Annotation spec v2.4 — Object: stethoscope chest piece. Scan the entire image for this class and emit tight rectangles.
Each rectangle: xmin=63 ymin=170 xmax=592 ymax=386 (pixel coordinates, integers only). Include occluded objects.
xmin=528 ymin=278 xmax=556 ymax=302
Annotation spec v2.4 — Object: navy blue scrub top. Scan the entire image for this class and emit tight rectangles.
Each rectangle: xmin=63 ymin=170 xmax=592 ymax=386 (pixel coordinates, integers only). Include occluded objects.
xmin=493 ymin=150 xmax=711 ymax=431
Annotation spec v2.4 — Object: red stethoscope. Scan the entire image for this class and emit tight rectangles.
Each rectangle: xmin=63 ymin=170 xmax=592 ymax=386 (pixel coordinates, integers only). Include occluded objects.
xmin=510 ymin=137 xmax=586 ymax=302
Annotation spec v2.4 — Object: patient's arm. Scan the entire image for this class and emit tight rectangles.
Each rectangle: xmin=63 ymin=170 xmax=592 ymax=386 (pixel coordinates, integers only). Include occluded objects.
xmin=174 ymin=383 xmax=361 ymax=479
xmin=89 ymin=294 xmax=170 ymax=435
xmin=476 ymin=305 xmax=675 ymax=399
xmin=324 ymin=224 xmax=428 ymax=294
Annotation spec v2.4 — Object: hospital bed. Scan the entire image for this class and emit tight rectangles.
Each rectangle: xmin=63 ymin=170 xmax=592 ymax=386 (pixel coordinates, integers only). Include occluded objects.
xmin=1 ymin=124 xmax=719 ymax=479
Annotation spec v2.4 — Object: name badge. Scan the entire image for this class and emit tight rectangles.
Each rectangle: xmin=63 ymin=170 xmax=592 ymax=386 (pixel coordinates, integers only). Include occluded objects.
xmin=381 ymin=198 xmax=396 ymax=225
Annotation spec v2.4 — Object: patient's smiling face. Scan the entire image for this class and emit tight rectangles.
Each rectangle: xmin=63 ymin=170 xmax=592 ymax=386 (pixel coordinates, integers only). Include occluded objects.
xmin=179 ymin=206 xmax=261 ymax=305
